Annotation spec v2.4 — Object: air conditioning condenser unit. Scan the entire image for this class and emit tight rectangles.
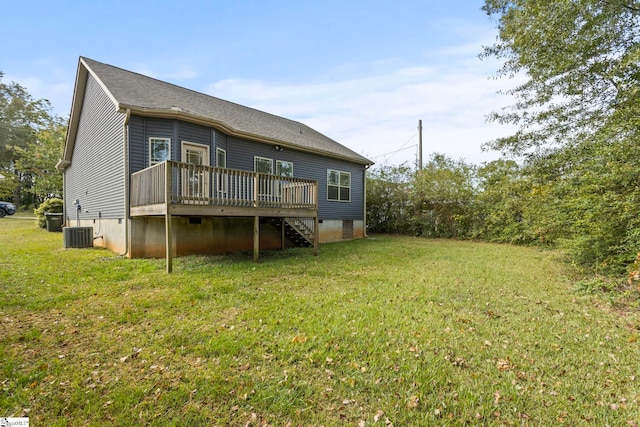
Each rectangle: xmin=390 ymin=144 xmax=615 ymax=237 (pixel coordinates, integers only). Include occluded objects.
xmin=63 ymin=227 xmax=93 ymax=248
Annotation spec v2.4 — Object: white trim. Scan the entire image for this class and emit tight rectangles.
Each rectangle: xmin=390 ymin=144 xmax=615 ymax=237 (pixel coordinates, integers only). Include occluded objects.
xmin=327 ymin=169 xmax=351 ymax=202
xmin=181 ymin=140 xmax=210 ymax=165
xmin=216 ymin=147 xmax=227 ymax=168
xmin=276 ymin=160 xmax=293 ymax=177
xmin=254 ymin=156 xmax=273 ymax=174
xmin=180 ymin=141 xmax=210 ymax=202
xmin=149 ymin=137 xmax=171 ymax=166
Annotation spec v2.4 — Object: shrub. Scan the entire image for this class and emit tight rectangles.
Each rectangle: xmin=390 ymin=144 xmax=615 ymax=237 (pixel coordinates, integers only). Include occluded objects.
xmin=34 ymin=198 xmax=63 ymax=229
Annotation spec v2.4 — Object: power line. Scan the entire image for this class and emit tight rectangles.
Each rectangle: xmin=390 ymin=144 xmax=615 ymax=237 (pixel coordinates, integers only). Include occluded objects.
xmin=371 ymin=132 xmax=418 ymax=162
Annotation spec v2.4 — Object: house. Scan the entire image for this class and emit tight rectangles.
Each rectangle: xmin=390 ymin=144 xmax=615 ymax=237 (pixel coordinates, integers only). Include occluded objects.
xmin=56 ymin=57 xmax=373 ymax=271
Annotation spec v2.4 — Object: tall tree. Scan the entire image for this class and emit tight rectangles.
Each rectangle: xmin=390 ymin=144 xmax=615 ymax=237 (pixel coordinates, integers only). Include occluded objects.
xmin=410 ymin=154 xmax=476 ymax=238
xmin=481 ymin=0 xmax=640 ymax=273
xmin=366 ymin=163 xmax=413 ymax=234
xmin=0 ymin=72 xmax=57 ymax=205
xmin=481 ymin=0 xmax=640 ymax=155
xmin=15 ymin=117 xmax=65 ymax=203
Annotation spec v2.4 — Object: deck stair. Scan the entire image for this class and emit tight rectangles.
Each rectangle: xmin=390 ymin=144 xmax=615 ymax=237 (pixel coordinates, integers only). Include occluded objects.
xmin=269 ymin=217 xmax=315 ymax=248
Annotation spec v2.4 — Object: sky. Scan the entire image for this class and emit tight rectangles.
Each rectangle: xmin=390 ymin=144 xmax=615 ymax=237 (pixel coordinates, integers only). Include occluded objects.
xmin=1 ymin=0 xmax=518 ymax=167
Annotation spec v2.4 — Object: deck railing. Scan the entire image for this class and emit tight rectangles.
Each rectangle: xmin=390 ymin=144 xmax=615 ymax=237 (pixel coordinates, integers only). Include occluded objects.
xmin=130 ymin=160 xmax=317 ymax=210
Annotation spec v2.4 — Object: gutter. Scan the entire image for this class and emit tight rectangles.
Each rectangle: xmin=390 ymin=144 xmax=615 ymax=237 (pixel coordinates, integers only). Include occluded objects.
xmin=118 ymin=105 xmax=374 ymax=167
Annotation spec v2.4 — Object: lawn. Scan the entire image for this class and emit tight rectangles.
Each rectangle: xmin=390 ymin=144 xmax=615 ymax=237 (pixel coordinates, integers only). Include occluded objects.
xmin=1 ymin=218 xmax=639 ymax=426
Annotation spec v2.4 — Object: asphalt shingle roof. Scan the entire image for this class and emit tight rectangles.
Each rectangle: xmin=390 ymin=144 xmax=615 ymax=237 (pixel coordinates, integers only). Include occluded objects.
xmin=81 ymin=57 xmax=371 ymax=165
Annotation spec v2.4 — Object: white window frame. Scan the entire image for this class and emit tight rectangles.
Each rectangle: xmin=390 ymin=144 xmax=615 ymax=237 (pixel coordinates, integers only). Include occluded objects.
xmin=276 ymin=160 xmax=293 ymax=177
xmin=327 ymin=169 xmax=351 ymax=202
xmin=149 ymin=137 xmax=171 ymax=166
xmin=180 ymin=141 xmax=210 ymax=202
xmin=216 ymin=148 xmax=227 ymax=194
xmin=254 ymin=156 xmax=274 ymax=174
xmin=216 ymin=148 xmax=227 ymax=168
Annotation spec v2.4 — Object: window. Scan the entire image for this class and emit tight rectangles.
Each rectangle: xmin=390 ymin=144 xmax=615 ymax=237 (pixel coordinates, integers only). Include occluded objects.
xmin=184 ymin=147 xmax=203 ymax=165
xmin=216 ymin=148 xmax=227 ymax=168
xmin=327 ymin=169 xmax=351 ymax=202
xmin=276 ymin=160 xmax=293 ymax=177
xmin=254 ymin=156 xmax=273 ymax=174
xmin=181 ymin=142 xmax=209 ymax=201
xmin=216 ymin=148 xmax=227 ymax=193
xmin=149 ymin=138 xmax=170 ymax=165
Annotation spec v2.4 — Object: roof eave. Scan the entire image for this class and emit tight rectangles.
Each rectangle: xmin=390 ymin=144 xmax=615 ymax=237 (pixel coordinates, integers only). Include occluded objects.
xmin=121 ymin=105 xmax=373 ymax=166
xmin=60 ymin=57 xmax=122 ymax=171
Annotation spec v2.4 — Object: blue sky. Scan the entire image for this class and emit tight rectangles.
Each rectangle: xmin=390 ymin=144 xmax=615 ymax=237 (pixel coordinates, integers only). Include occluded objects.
xmin=1 ymin=0 xmax=516 ymax=166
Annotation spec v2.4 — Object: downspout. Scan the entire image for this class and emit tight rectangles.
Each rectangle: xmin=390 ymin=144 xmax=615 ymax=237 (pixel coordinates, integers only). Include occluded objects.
xmin=364 ymin=164 xmax=370 ymax=237
xmin=120 ymin=108 xmax=131 ymax=256
xmin=62 ymin=167 xmax=67 ymax=227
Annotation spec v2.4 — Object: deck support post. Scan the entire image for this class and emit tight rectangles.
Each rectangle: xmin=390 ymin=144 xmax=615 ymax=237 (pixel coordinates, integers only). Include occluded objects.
xmin=313 ymin=185 xmax=319 ymax=256
xmin=253 ymin=215 xmax=260 ymax=262
xmin=281 ymin=218 xmax=286 ymax=250
xmin=166 ymin=212 xmax=173 ymax=273
xmin=313 ymin=215 xmax=319 ymax=256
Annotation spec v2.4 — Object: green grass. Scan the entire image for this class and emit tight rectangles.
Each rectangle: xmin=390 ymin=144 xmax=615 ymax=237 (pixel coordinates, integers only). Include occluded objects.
xmin=1 ymin=218 xmax=639 ymax=425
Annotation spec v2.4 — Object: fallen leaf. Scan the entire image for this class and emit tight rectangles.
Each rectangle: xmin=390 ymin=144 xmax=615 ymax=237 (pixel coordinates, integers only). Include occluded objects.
xmin=291 ymin=335 xmax=307 ymax=344
xmin=496 ymin=359 xmax=512 ymax=371
xmin=407 ymin=395 xmax=419 ymax=409
xmin=374 ymin=409 xmax=385 ymax=422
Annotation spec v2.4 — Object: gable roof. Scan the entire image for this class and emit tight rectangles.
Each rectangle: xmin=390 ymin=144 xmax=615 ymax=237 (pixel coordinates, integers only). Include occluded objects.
xmin=59 ymin=57 xmax=372 ymax=170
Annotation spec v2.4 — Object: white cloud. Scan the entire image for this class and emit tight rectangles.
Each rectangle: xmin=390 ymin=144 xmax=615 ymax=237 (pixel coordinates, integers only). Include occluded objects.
xmin=206 ymin=57 xmax=519 ymax=166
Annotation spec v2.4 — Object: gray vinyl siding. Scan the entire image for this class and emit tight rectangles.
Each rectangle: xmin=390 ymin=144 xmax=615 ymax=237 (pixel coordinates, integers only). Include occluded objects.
xmin=64 ymin=74 xmax=126 ymax=220
xmin=127 ymin=118 xmax=365 ymax=221
xmin=129 ymin=117 xmax=176 ymax=173
xmin=128 ymin=115 xmax=145 ymax=173
xmin=129 ymin=118 xmax=217 ymax=170
xmin=227 ymin=136 xmax=365 ymax=220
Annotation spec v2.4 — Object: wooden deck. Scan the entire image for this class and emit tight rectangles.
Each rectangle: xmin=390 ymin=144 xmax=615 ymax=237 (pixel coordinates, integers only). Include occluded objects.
xmin=130 ymin=161 xmax=318 ymax=217
xmin=130 ymin=161 xmax=319 ymax=272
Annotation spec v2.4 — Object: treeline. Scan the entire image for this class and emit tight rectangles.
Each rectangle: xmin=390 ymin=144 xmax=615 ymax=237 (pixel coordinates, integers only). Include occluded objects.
xmin=367 ymin=145 xmax=640 ymax=275
xmin=421 ymin=0 xmax=640 ymax=276
xmin=0 ymin=72 xmax=65 ymax=209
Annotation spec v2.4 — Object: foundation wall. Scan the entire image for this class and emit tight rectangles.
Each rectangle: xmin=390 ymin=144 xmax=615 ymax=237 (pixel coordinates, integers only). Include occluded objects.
xmin=129 ymin=216 xmax=288 ymax=258
xmin=318 ymin=220 xmax=365 ymax=243
xmin=68 ymin=216 xmax=366 ymax=259
xmin=64 ymin=218 xmax=126 ymax=254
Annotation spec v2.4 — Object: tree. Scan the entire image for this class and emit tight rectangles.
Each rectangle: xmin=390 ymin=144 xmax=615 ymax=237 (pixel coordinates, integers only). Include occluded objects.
xmin=481 ymin=0 xmax=640 ymax=155
xmin=366 ymin=156 xmax=477 ymax=238
xmin=366 ymin=163 xmax=413 ymax=234
xmin=0 ymin=71 xmax=60 ymax=206
xmin=481 ymin=1 xmax=640 ymax=274
xmin=409 ymin=154 xmax=476 ymax=238
xmin=473 ymin=159 xmax=529 ymax=243
xmin=15 ymin=118 xmax=65 ymax=203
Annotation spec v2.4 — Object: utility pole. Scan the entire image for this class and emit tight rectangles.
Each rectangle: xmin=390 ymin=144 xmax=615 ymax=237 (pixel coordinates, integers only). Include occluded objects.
xmin=418 ymin=119 xmax=423 ymax=171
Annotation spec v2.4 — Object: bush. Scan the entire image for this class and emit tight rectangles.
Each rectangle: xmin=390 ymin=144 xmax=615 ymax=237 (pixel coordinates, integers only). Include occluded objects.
xmin=34 ymin=198 xmax=63 ymax=229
